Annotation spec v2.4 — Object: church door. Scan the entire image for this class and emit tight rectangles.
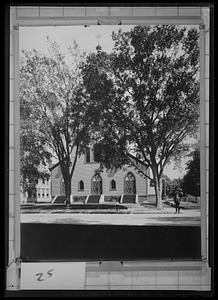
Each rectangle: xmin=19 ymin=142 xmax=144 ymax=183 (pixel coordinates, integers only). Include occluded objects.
xmin=124 ymin=172 xmax=136 ymax=194
xmin=91 ymin=173 xmax=102 ymax=194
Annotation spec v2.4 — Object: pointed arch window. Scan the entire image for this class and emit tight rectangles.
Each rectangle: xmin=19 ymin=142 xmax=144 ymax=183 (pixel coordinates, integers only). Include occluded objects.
xmin=124 ymin=172 xmax=136 ymax=194
xmin=79 ymin=180 xmax=84 ymax=191
xmin=110 ymin=179 xmax=116 ymax=191
xmin=91 ymin=173 xmax=102 ymax=194
xmin=85 ymin=148 xmax=91 ymax=163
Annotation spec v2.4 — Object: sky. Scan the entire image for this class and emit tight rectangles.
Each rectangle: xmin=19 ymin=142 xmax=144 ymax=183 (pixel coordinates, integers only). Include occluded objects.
xmin=19 ymin=25 xmax=197 ymax=179
xmin=19 ymin=25 xmax=134 ymax=56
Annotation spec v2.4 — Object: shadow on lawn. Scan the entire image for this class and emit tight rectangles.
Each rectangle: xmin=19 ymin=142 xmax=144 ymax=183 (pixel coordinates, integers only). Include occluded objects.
xmin=21 ymin=223 xmax=201 ymax=261
xmin=20 ymin=203 xmax=130 ymax=214
xmin=163 ymin=200 xmax=200 ymax=210
xmin=150 ymin=216 xmax=201 ymax=225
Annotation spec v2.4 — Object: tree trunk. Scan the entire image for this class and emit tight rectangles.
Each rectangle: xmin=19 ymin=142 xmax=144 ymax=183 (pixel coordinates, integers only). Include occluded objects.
xmin=27 ymin=190 xmax=32 ymax=203
xmin=61 ymin=164 xmax=71 ymax=208
xmin=155 ymin=181 xmax=162 ymax=210
xmin=60 ymin=151 xmax=78 ymax=208
xmin=151 ymin=167 xmax=163 ymax=210
xmin=27 ymin=186 xmax=36 ymax=203
xmin=64 ymin=176 xmax=71 ymax=207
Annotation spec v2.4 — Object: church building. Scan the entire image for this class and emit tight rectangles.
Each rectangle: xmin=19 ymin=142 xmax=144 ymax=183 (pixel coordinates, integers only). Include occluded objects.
xmin=50 ymin=145 xmax=155 ymax=204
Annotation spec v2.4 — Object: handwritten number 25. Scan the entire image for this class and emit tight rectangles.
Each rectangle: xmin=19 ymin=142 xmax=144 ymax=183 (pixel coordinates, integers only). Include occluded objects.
xmin=35 ymin=269 xmax=54 ymax=281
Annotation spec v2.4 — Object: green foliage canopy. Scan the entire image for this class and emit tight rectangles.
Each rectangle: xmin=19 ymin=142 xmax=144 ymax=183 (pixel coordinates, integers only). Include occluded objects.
xmin=182 ymin=146 xmax=200 ymax=197
xmin=20 ymin=41 xmax=92 ymax=203
xmin=81 ymin=25 xmax=200 ymax=208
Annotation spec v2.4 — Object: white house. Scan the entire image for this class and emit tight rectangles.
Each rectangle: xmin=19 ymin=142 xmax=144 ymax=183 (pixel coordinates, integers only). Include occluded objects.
xmin=20 ymin=178 xmax=51 ymax=204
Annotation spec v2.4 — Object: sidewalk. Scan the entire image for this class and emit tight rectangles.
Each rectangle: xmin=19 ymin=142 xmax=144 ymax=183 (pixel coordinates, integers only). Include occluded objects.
xmin=20 ymin=201 xmax=200 ymax=215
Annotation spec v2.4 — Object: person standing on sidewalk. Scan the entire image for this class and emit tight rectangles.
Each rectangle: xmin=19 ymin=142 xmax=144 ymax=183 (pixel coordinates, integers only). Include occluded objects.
xmin=174 ymin=190 xmax=181 ymax=214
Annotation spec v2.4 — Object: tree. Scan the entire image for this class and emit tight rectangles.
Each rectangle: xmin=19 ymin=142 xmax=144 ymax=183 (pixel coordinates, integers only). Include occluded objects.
xmin=20 ymin=116 xmax=51 ymax=200
xmin=164 ymin=177 xmax=183 ymax=199
xmin=81 ymin=25 xmax=200 ymax=209
xmin=20 ymin=41 xmax=92 ymax=206
xmin=182 ymin=146 xmax=200 ymax=198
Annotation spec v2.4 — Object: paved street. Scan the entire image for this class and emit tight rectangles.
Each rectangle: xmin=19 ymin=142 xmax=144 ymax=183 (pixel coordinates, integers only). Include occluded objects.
xmin=21 ymin=206 xmax=200 ymax=226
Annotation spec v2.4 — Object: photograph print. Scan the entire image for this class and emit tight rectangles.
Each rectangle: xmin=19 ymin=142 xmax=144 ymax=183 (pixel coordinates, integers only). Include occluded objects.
xmin=19 ymin=24 xmax=201 ymax=262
